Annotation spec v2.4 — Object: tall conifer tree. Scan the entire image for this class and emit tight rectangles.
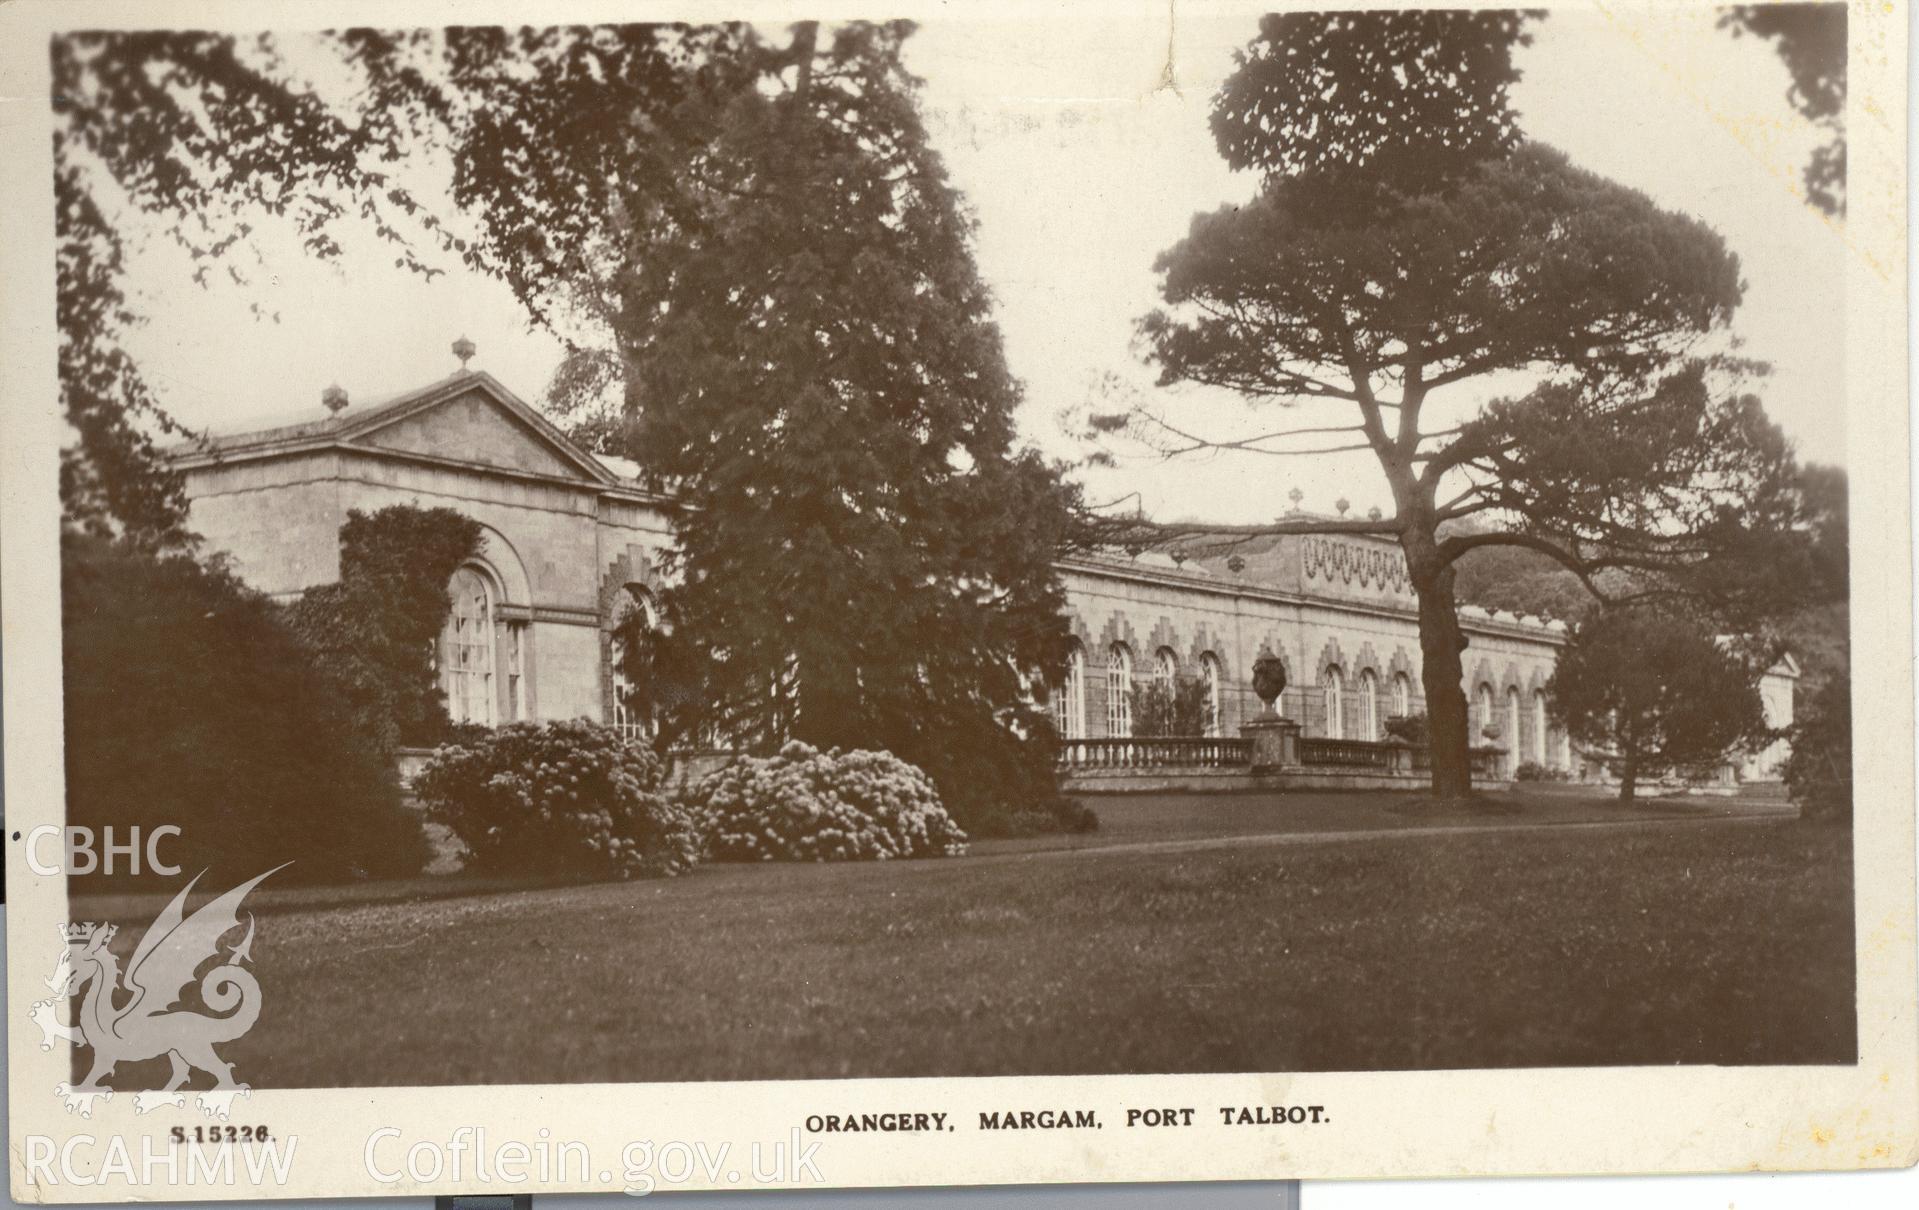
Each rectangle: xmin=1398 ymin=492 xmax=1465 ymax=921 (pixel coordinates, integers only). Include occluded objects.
xmin=59 ymin=23 xmax=1085 ymax=829
xmin=355 ymin=23 xmax=1085 ymax=827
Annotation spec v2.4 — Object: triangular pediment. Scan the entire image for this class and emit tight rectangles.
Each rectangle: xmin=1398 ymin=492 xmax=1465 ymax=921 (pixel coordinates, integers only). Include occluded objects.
xmin=341 ymin=372 xmax=613 ymax=485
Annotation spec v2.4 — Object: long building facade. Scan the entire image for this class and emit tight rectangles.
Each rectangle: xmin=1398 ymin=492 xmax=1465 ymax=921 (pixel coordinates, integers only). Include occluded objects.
xmin=170 ymin=368 xmax=1795 ymax=784
xmin=1054 ymin=544 xmax=1574 ymax=774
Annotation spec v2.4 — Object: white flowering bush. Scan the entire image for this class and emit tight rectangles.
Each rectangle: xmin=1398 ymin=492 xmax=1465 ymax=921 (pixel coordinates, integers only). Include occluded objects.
xmin=415 ymin=719 xmax=700 ymax=879
xmin=688 ymin=741 xmax=968 ymax=862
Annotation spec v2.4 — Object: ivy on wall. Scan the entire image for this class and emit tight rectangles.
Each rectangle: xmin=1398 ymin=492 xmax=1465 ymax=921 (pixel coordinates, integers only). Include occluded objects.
xmin=283 ymin=505 xmax=484 ymax=755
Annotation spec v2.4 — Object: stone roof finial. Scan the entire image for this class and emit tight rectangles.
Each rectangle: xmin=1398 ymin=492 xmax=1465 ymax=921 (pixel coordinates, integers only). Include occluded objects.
xmin=453 ymin=335 xmax=477 ymax=370
xmin=1287 ymin=486 xmax=1304 ymax=510
xmin=1335 ymin=496 xmax=1351 ymax=516
xmin=321 ymin=384 xmax=349 ymax=414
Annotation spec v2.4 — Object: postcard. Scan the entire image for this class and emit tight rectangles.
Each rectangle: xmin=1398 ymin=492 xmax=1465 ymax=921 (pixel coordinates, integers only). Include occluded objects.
xmin=4 ymin=0 xmax=1913 ymax=1199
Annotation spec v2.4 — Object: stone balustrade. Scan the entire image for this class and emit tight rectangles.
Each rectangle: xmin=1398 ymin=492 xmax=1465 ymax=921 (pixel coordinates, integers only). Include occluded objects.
xmin=1055 ymin=731 xmax=1512 ymax=792
xmin=1057 ymin=736 xmax=1252 ymax=770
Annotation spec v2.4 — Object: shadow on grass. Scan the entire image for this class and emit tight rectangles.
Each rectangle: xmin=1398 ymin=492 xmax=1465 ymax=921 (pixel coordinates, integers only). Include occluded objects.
xmin=1386 ymin=793 xmax=1530 ymax=819
xmin=68 ymin=869 xmax=585 ymax=923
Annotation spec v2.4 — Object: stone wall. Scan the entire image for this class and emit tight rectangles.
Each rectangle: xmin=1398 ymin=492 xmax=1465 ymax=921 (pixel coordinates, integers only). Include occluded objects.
xmin=183 ymin=454 xmax=347 ymax=596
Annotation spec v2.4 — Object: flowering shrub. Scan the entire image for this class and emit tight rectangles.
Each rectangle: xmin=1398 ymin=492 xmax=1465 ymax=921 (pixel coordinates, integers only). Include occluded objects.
xmin=687 ymin=742 xmax=968 ymax=862
xmin=1514 ymin=761 xmax=1572 ymax=782
xmin=414 ymin=719 xmax=700 ymax=879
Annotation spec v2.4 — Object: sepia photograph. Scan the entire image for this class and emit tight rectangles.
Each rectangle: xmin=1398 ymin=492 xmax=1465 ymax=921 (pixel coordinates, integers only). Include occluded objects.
xmin=3 ymin=0 xmax=1912 ymax=1198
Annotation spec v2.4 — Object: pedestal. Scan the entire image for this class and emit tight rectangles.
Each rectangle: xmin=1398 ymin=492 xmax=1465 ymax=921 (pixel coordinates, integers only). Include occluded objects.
xmin=1240 ymin=714 xmax=1300 ymax=771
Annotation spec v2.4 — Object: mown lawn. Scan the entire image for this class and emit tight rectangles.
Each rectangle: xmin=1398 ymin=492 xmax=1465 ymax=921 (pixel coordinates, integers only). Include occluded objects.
xmin=207 ymin=815 xmax=1852 ymax=1086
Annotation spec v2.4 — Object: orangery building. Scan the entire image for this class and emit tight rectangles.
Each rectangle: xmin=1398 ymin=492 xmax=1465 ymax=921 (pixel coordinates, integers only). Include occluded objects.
xmin=169 ymin=367 xmax=1796 ymax=787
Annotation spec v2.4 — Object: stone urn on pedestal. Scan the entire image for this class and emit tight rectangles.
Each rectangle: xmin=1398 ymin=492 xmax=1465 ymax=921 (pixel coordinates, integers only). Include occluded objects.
xmin=1480 ymin=721 xmax=1507 ymax=779
xmin=1240 ymin=654 xmax=1301 ymax=771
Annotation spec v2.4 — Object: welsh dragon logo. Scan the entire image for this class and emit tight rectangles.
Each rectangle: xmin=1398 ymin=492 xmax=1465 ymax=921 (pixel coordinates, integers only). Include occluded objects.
xmin=29 ymin=866 xmax=284 ymax=1119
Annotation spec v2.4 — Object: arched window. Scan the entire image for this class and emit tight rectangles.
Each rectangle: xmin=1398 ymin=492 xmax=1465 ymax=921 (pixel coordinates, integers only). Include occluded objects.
xmin=1200 ymin=653 xmax=1223 ymax=738
xmin=1358 ymin=669 xmax=1379 ymax=741
xmin=1533 ymin=689 xmax=1550 ymax=766
xmin=442 ymin=566 xmax=496 ymax=726
xmin=1106 ymin=642 xmax=1134 ymax=738
xmin=1391 ymin=671 xmax=1412 ymax=720
xmin=610 ymin=586 xmax=657 ymax=741
xmin=1475 ymin=683 xmax=1496 ymax=742
xmin=1054 ymin=642 xmax=1086 ymax=740
xmin=1154 ymin=647 xmax=1177 ymax=691
xmin=1322 ymin=666 xmax=1345 ymax=739
xmin=1506 ymin=686 xmax=1523 ymax=770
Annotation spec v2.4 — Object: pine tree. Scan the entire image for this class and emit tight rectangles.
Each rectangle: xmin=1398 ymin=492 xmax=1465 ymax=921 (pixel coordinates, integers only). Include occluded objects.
xmin=1127 ymin=12 xmax=1806 ymax=798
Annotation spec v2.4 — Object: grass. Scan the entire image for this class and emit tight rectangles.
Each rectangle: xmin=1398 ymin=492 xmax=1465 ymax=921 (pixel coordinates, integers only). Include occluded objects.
xmin=970 ymin=784 xmax=1793 ymax=855
xmin=66 ymin=787 xmax=1795 ymax=917
xmin=170 ymin=808 xmax=1854 ymax=1087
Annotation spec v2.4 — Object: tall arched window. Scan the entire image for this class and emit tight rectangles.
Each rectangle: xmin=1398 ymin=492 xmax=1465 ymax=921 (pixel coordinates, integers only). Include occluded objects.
xmin=1358 ymin=669 xmax=1379 ymax=741
xmin=1054 ymin=642 xmax=1086 ymax=740
xmin=1533 ymin=690 xmax=1550 ymax=766
xmin=1506 ymin=686 xmax=1523 ymax=771
xmin=610 ymin=586 xmax=657 ymax=740
xmin=1475 ymin=683 xmax=1496 ymax=742
xmin=1106 ymin=642 xmax=1134 ymax=738
xmin=1391 ymin=672 xmax=1412 ymax=720
xmin=1322 ymin=666 xmax=1345 ymax=739
xmin=1200 ymin=653 xmax=1223 ymax=738
xmin=443 ymin=566 xmax=496 ymax=726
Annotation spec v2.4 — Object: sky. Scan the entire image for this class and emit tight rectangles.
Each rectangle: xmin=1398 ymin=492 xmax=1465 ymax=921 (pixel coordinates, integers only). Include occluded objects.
xmin=114 ymin=4 xmax=1846 ymax=526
